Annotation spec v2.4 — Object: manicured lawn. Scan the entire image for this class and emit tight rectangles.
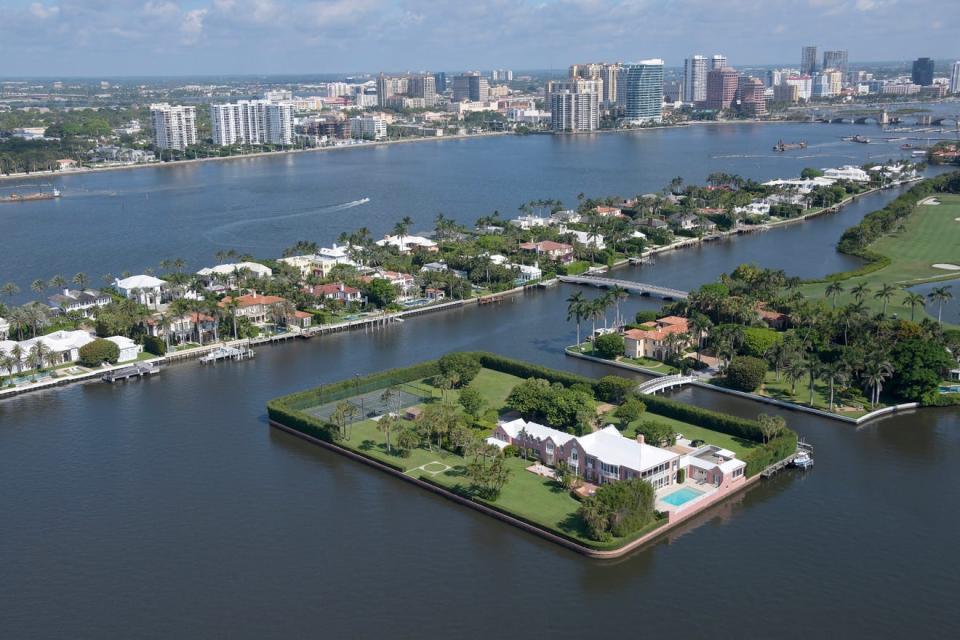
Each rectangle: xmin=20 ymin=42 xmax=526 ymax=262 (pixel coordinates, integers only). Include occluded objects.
xmin=801 ymin=194 xmax=960 ymax=325
xmin=621 ymin=414 xmax=758 ymax=458
xmin=717 ymin=370 xmax=873 ymax=418
xmin=569 ymin=343 xmax=678 ymax=374
xmin=466 ymin=368 xmax=523 ymax=409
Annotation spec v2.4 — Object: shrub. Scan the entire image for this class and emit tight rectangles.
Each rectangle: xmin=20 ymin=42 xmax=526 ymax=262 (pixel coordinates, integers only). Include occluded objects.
xmin=614 ymin=397 xmax=646 ymax=424
xmin=635 ymin=310 xmax=659 ymax=324
xmin=634 ymin=420 xmax=676 ymax=447
xmin=677 ymin=468 xmax=686 ymax=483
xmin=503 ymin=444 xmax=519 ymax=457
xmin=458 ymin=387 xmax=484 ymax=416
xmin=78 ymin=338 xmax=120 ymax=367
xmin=725 ymin=356 xmax=768 ymax=391
xmin=438 ymin=352 xmax=481 ymax=386
xmin=143 ymin=335 xmax=166 ymax=356
xmin=578 ymin=477 xmax=655 ymax=541
xmin=596 ymin=375 xmax=636 ymax=403
xmin=594 ymin=333 xmax=625 ymax=359
xmin=741 ymin=327 xmax=782 ymax=358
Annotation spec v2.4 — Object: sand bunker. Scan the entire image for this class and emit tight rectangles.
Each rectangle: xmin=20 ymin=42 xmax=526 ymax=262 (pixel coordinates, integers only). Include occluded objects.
xmin=932 ymin=263 xmax=960 ymax=270
xmin=921 ymin=197 xmax=941 ymax=205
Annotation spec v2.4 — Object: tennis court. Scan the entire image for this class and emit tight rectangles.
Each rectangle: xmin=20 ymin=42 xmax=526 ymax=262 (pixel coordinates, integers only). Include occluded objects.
xmin=303 ymin=379 xmax=438 ymax=423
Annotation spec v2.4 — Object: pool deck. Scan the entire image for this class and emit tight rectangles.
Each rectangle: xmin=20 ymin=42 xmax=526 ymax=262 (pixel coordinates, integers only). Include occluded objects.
xmin=656 ymin=478 xmax=737 ymax=517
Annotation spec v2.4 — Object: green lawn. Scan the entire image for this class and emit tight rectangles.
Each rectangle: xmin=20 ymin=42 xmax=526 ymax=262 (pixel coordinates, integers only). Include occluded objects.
xmin=708 ymin=370 xmax=873 ymax=418
xmin=801 ymin=194 xmax=960 ymax=324
xmin=569 ymin=343 xmax=679 ymax=374
xmin=621 ymin=413 xmax=758 ymax=457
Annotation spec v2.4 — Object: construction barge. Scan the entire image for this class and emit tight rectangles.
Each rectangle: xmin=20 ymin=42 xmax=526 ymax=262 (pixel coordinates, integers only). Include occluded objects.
xmin=0 ymin=184 xmax=61 ymax=203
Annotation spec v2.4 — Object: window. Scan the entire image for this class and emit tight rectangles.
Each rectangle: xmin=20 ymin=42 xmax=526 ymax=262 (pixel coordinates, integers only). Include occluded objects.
xmin=601 ymin=462 xmax=619 ymax=477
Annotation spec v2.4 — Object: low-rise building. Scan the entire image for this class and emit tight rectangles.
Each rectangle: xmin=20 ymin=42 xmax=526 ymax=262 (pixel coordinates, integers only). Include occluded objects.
xmin=376 ymin=234 xmax=438 ymax=253
xmin=305 ymin=283 xmax=364 ymax=304
xmin=196 ymin=262 xmax=273 ymax=289
xmin=0 ymin=316 xmax=9 ymax=340
xmin=0 ymin=329 xmax=95 ymax=370
xmin=105 ymin=336 xmax=142 ymax=362
xmin=513 ymin=264 xmax=542 ymax=283
xmin=822 ymin=165 xmax=870 ymax=182
xmin=518 ymin=240 xmax=574 ymax=263
xmin=624 ymin=316 xmax=692 ymax=360
xmin=47 ymin=289 xmax=112 ymax=317
xmin=114 ymin=275 xmax=168 ymax=309
xmin=219 ymin=293 xmax=288 ymax=325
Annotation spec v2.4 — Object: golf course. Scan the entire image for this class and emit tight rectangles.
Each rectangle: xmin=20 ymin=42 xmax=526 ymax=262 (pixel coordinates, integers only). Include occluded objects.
xmin=802 ymin=193 xmax=960 ymax=325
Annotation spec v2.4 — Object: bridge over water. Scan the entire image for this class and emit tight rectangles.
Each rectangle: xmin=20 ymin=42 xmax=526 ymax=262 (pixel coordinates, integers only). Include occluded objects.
xmin=557 ymin=275 xmax=689 ymax=300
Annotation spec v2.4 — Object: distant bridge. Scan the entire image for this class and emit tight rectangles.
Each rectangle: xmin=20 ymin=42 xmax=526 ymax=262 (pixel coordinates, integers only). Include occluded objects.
xmin=636 ymin=374 xmax=695 ymax=395
xmin=557 ymin=275 xmax=689 ymax=300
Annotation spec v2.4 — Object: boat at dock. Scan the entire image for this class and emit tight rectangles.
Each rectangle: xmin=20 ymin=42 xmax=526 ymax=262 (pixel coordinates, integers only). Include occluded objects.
xmin=0 ymin=184 xmax=61 ymax=203
xmin=792 ymin=451 xmax=814 ymax=470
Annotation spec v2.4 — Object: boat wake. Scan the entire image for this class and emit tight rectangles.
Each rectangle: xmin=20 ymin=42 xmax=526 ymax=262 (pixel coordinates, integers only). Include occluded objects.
xmin=203 ymin=197 xmax=371 ymax=247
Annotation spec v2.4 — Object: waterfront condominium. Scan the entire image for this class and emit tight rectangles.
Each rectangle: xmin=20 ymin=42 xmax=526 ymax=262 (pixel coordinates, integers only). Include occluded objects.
xmin=619 ymin=59 xmax=664 ymax=124
xmin=703 ymin=67 xmax=738 ymax=110
xmin=710 ymin=54 xmax=727 ymax=70
xmin=801 ymin=46 xmax=818 ymax=75
xmin=406 ymin=74 xmax=438 ymax=106
xmin=951 ymin=61 xmax=960 ymax=94
xmin=210 ymin=100 xmax=294 ymax=146
xmin=822 ymin=50 xmax=848 ymax=75
xmin=570 ymin=63 xmax=621 ymax=108
xmin=150 ymin=103 xmax=197 ymax=151
xmin=547 ymin=79 xmax=600 ymax=131
xmin=683 ymin=55 xmax=708 ymax=104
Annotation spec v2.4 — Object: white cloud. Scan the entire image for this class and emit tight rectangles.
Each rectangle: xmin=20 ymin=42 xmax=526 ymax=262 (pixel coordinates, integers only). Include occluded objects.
xmin=143 ymin=1 xmax=180 ymax=19
xmin=181 ymin=8 xmax=208 ymax=43
xmin=29 ymin=2 xmax=59 ymax=19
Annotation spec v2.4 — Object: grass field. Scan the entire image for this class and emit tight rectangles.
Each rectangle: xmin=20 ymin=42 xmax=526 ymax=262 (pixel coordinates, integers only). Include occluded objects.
xmin=621 ymin=413 xmax=759 ymax=457
xmin=801 ymin=194 xmax=960 ymax=324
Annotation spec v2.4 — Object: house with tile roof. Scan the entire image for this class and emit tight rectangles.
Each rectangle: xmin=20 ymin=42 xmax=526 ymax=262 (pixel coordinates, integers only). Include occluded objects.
xmin=624 ymin=316 xmax=692 ymax=360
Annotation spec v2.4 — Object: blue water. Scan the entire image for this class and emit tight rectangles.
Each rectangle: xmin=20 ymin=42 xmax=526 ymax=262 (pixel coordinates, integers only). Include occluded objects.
xmin=661 ymin=486 xmax=705 ymax=506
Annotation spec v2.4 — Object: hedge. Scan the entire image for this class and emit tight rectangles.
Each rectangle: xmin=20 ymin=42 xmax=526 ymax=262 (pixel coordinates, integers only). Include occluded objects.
xmin=743 ymin=431 xmax=798 ymax=477
xmin=143 ymin=335 xmax=167 ymax=356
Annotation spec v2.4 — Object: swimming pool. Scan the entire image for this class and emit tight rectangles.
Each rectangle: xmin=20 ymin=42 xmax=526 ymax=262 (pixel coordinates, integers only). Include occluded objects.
xmin=660 ymin=487 xmax=705 ymax=507
xmin=940 ymin=384 xmax=960 ymax=394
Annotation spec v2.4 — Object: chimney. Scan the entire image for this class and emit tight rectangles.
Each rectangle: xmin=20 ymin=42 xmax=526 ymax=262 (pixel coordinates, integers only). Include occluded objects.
xmin=63 ymin=288 xmax=70 ymax=296
xmin=636 ymin=434 xmax=645 ymax=445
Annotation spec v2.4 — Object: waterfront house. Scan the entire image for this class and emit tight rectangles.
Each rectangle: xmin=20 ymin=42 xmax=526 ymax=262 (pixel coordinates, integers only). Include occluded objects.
xmin=114 ymin=275 xmax=169 ymax=310
xmin=219 ymin=293 xmax=288 ymax=326
xmin=0 ymin=316 xmax=11 ymax=340
xmin=425 ymin=288 xmax=446 ymax=301
xmin=823 ymin=165 xmax=870 ymax=182
xmin=362 ymin=270 xmax=418 ymax=300
xmin=490 ymin=419 xmax=680 ymax=489
xmin=637 ymin=217 xmax=669 ymax=230
xmin=376 ymin=234 xmax=438 ymax=254
xmin=561 ymin=227 xmax=605 ymax=249
xmin=289 ymin=311 xmax=313 ymax=329
xmin=513 ymin=264 xmax=542 ymax=284
xmin=593 ymin=205 xmax=624 ymax=218
xmin=0 ymin=330 xmax=95 ymax=370
xmin=551 ymin=209 xmax=581 ymax=224
xmin=278 ymin=254 xmax=321 ymax=278
xmin=146 ymin=312 xmax=218 ymax=345
xmin=518 ymin=240 xmax=574 ymax=263
xmin=105 ymin=336 xmax=142 ymax=363
xmin=196 ymin=262 xmax=273 ymax=290
xmin=755 ymin=303 xmax=789 ymax=330
xmin=680 ymin=444 xmax=746 ymax=487
xmin=305 ymin=283 xmax=364 ymax=304
xmin=510 ymin=215 xmax=553 ymax=230
xmin=624 ymin=316 xmax=692 ymax=360
xmin=47 ymin=289 xmax=112 ymax=318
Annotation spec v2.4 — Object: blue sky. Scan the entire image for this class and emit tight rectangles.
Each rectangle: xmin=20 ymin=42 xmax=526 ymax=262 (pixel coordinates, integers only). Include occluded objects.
xmin=2 ymin=0 xmax=957 ymax=76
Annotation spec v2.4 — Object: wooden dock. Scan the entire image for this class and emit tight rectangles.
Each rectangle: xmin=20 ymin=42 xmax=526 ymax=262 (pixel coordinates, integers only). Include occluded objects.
xmin=200 ymin=345 xmax=255 ymax=364
xmin=102 ymin=362 xmax=160 ymax=383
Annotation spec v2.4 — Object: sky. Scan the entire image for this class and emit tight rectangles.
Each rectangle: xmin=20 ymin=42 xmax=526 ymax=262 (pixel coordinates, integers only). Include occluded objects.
xmin=2 ymin=0 xmax=957 ymax=77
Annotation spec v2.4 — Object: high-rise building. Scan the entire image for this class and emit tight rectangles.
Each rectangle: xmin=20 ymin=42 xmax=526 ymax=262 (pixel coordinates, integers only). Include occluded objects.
xmin=350 ymin=115 xmax=387 ymax=140
xmin=549 ymin=90 xmax=600 ymax=132
xmin=704 ymin=68 xmax=738 ymax=110
xmin=822 ymin=50 xmax=848 ymax=75
xmin=684 ymin=55 xmax=708 ymax=103
xmin=738 ymin=76 xmax=767 ymax=117
xmin=774 ymin=83 xmax=800 ymax=103
xmin=710 ymin=54 xmax=727 ymax=70
xmin=784 ymin=75 xmax=813 ymax=101
xmin=433 ymin=72 xmax=447 ymax=93
xmin=620 ymin=59 xmax=664 ymax=123
xmin=407 ymin=74 xmax=438 ymax=106
xmin=210 ymin=100 xmax=294 ymax=146
xmin=599 ymin=63 xmax=621 ymax=107
xmin=376 ymin=73 xmax=393 ymax=107
xmin=801 ymin=46 xmax=818 ymax=75
xmin=452 ymin=72 xmax=489 ymax=102
xmin=951 ymin=61 xmax=960 ymax=94
xmin=912 ymin=57 xmax=935 ymax=86
xmin=490 ymin=69 xmax=513 ymax=82
xmin=150 ymin=103 xmax=197 ymax=151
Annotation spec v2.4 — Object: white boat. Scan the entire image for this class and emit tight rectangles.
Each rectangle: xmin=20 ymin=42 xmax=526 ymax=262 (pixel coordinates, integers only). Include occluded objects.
xmin=792 ymin=451 xmax=814 ymax=469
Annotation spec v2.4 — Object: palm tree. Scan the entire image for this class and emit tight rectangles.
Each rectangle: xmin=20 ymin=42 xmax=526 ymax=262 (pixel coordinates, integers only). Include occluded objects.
xmin=928 ymin=286 xmax=953 ymax=325
xmin=566 ymin=292 xmax=586 ymax=347
xmin=688 ymin=313 xmax=712 ymax=363
xmin=377 ymin=414 xmax=398 ymax=454
xmin=821 ymin=360 xmax=850 ymax=412
xmin=608 ymin=285 xmax=628 ymax=327
xmin=73 ymin=272 xmax=88 ymax=291
xmin=49 ymin=274 xmax=67 ymax=290
xmin=27 ymin=341 xmax=52 ymax=372
xmin=862 ymin=358 xmax=893 ymax=408
xmin=784 ymin=356 xmax=806 ymax=396
xmin=903 ymin=292 xmax=926 ymax=322
xmin=31 ymin=279 xmax=47 ymax=295
xmin=223 ymin=297 xmax=240 ymax=340
xmin=850 ymin=282 xmax=870 ymax=302
xmin=0 ymin=354 xmax=15 ymax=382
xmin=392 ymin=216 xmax=413 ymax=248
xmin=825 ymin=281 xmax=844 ymax=308
xmin=10 ymin=343 xmax=25 ymax=373
xmin=765 ymin=341 xmax=788 ymax=381
xmin=874 ymin=283 xmax=898 ymax=315
xmin=1 ymin=282 xmax=20 ymax=300
xmin=587 ymin=298 xmax=605 ymax=340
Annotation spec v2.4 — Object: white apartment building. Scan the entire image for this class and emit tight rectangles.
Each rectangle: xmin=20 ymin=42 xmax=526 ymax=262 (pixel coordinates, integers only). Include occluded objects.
xmin=210 ymin=100 xmax=294 ymax=146
xmin=350 ymin=115 xmax=387 ymax=140
xmin=683 ymin=55 xmax=708 ymax=103
xmin=951 ymin=61 xmax=960 ymax=94
xmin=150 ymin=103 xmax=197 ymax=151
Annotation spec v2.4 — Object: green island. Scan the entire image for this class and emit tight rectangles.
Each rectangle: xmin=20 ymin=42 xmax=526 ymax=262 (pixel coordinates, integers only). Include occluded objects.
xmin=267 ymin=352 xmax=796 ymax=554
xmin=564 ymin=171 xmax=960 ymax=418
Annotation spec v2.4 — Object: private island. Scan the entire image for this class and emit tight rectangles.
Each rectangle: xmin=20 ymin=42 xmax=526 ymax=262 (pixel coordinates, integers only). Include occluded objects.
xmin=267 ymin=352 xmax=798 ymax=557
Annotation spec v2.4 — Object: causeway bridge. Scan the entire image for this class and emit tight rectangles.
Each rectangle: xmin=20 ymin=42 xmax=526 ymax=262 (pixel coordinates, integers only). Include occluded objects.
xmin=557 ymin=275 xmax=689 ymax=300
xmin=636 ymin=374 xmax=695 ymax=395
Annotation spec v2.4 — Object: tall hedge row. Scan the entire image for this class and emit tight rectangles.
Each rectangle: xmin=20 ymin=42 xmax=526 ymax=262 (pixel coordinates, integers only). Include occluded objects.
xmin=278 ymin=359 xmax=441 ymax=411
xmin=743 ymin=431 xmax=798 ymax=477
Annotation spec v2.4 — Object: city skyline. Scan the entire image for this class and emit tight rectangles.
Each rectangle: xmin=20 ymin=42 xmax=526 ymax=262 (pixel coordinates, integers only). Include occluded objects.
xmin=2 ymin=0 xmax=958 ymax=76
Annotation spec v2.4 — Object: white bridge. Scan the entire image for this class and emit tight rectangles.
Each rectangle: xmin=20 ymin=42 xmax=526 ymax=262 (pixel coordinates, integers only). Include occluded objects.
xmin=636 ymin=374 xmax=695 ymax=395
xmin=558 ymin=275 xmax=689 ymax=300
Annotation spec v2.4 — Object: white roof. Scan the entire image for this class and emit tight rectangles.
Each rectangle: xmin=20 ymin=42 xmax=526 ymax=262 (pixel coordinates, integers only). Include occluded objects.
xmin=105 ymin=335 xmax=137 ymax=349
xmin=719 ymin=459 xmax=746 ymax=473
xmin=578 ymin=425 xmax=678 ymax=472
xmin=115 ymin=275 xmax=167 ymax=290
xmin=9 ymin=329 xmax=95 ymax=355
xmin=376 ymin=234 xmax=437 ymax=249
xmin=500 ymin=418 xmax=576 ymax=447
xmin=485 ymin=436 xmax=509 ymax=450
xmin=197 ymin=262 xmax=272 ymax=277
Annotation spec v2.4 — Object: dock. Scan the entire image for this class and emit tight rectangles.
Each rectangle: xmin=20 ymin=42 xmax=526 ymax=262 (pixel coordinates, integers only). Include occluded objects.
xmin=102 ymin=362 xmax=160 ymax=383
xmin=761 ymin=440 xmax=814 ymax=477
xmin=200 ymin=345 xmax=255 ymax=364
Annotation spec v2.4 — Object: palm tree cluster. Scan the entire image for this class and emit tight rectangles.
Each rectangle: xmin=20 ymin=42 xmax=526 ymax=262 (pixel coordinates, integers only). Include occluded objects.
xmin=565 ymin=287 xmax=630 ymax=345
